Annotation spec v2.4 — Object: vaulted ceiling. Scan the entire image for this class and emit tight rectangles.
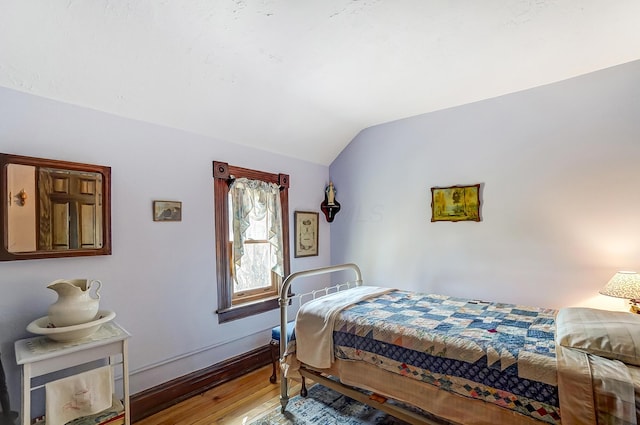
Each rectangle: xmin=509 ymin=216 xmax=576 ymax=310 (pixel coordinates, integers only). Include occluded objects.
xmin=1 ymin=1 xmax=639 ymax=165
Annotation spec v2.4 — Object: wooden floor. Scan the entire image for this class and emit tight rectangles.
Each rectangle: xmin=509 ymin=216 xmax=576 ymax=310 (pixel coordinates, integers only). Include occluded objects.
xmin=134 ymin=365 xmax=302 ymax=425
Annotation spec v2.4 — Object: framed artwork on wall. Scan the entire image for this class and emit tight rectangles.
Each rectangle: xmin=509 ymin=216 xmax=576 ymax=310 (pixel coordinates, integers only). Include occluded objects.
xmin=430 ymin=184 xmax=481 ymax=222
xmin=153 ymin=200 xmax=182 ymax=222
xmin=294 ymin=211 xmax=319 ymax=257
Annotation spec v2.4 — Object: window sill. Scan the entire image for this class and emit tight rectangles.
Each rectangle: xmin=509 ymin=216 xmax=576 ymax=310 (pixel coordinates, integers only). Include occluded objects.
xmin=216 ymin=296 xmax=279 ymax=323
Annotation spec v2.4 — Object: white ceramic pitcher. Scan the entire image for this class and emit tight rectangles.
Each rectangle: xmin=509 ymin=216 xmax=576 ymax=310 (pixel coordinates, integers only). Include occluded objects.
xmin=47 ymin=279 xmax=102 ymax=327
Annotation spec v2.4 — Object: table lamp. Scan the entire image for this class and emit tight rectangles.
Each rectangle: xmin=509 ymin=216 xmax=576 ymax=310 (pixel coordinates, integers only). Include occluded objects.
xmin=599 ymin=271 xmax=640 ymax=313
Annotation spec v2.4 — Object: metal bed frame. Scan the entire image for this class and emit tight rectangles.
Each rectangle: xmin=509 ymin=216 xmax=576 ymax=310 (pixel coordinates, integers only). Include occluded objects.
xmin=277 ymin=263 xmax=442 ymax=425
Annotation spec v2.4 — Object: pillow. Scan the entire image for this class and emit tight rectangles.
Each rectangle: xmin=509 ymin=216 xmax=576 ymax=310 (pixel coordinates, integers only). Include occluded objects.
xmin=555 ymin=307 xmax=640 ymax=366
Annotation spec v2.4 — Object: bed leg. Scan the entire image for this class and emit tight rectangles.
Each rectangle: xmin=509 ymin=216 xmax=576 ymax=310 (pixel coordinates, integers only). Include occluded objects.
xmin=280 ymin=375 xmax=290 ymax=413
xmin=300 ymin=376 xmax=307 ymax=397
xmin=280 ymin=396 xmax=289 ymax=413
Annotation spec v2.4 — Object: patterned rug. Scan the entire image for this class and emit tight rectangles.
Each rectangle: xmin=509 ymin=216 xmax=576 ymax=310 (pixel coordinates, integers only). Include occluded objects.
xmin=249 ymin=384 xmax=429 ymax=425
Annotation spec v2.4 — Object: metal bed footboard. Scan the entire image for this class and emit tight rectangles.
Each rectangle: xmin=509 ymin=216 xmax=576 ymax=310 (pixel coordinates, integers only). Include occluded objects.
xmin=278 ymin=263 xmax=362 ymax=412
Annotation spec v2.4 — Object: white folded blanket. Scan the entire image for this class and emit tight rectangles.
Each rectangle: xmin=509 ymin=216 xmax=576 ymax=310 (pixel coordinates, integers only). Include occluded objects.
xmin=45 ymin=365 xmax=113 ymax=425
xmin=295 ymin=286 xmax=391 ymax=369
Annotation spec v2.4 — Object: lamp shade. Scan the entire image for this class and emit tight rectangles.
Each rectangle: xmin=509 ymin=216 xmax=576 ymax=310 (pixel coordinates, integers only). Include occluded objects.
xmin=599 ymin=271 xmax=640 ymax=299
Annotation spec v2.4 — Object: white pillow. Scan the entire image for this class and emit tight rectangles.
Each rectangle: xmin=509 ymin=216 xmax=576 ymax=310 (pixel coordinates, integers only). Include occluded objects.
xmin=555 ymin=307 xmax=640 ymax=366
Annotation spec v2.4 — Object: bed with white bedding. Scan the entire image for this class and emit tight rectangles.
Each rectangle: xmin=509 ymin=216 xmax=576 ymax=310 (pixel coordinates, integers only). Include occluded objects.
xmin=278 ymin=264 xmax=640 ymax=425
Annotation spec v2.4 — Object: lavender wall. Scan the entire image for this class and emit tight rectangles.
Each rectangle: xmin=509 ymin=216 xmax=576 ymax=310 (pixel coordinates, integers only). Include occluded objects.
xmin=3 ymin=58 xmax=640 ymax=418
xmin=329 ymin=60 xmax=640 ymax=311
xmin=0 ymin=87 xmax=331 ymax=415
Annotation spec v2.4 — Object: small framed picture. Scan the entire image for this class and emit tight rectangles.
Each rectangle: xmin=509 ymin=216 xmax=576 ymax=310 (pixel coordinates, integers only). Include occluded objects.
xmin=153 ymin=200 xmax=182 ymax=222
xmin=430 ymin=184 xmax=481 ymax=222
xmin=294 ymin=211 xmax=319 ymax=257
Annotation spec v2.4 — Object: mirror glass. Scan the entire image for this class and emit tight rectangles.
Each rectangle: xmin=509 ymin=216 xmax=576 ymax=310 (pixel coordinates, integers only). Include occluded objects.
xmin=1 ymin=153 xmax=111 ymax=261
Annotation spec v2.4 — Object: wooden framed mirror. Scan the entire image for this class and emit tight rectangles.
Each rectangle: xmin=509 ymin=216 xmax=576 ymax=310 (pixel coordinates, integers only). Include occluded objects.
xmin=0 ymin=153 xmax=111 ymax=261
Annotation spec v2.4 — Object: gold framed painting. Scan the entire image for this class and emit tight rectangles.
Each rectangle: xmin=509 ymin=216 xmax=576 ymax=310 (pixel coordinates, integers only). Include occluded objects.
xmin=294 ymin=211 xmax=319 ymax=257
xmin=430 ymin=184 xmax=481 ymax=222
xmin=153 ymin=200 xmax=182 ymax=222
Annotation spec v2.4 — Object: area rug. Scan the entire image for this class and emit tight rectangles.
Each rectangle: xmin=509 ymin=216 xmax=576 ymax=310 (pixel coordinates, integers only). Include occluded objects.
xmin=248 ymin=384 xmax=441 ymax=425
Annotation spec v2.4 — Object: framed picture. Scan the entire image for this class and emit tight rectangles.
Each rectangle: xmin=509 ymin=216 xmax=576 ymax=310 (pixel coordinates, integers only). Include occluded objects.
xmin=430 ymin=184 xmax=481 ymax=222
xmin=294 ymin=211 xmax=319 ymax=257
xmin=153 ymin=200 xmax=182 ymax=222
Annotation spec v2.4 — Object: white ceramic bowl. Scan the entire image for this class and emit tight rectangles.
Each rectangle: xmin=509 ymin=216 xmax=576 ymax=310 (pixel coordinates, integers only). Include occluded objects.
xmin=26 ymin=310 xmax=116 ymax=342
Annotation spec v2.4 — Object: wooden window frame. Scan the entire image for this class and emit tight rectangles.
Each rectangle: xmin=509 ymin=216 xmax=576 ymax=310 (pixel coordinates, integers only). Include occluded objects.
xmin=213 ymin=161 xmax=290 ymax=323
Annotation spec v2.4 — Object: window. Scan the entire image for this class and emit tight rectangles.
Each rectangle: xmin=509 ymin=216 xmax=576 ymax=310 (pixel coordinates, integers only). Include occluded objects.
xmin=228 ymin=178 xmax=283 ymax=304
xmin=213 ymin=161 xmax=290 ymax=323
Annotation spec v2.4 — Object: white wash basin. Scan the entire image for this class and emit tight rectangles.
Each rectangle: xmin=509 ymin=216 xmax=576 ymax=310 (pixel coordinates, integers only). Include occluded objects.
xmin=26 ymin=310 xmax=116 ymax=342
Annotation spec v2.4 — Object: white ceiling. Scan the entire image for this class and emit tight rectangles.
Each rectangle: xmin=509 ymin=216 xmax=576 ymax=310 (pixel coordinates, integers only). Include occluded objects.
xmin=1 ymin=1 xmax=639 ymax=166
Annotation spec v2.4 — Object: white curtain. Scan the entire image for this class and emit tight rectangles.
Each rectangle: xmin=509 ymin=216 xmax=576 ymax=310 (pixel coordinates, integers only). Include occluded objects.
xmin=229 ymin=177 xmax=284 ymax=277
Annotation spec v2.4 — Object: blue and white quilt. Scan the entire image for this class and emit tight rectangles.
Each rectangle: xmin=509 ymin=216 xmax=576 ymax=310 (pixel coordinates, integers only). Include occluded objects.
xmin=296 ymin=290 xmax=561 ymax=424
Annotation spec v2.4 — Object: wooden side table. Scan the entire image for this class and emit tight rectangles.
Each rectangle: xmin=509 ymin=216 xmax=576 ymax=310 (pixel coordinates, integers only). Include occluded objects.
xmin=14 ymin=322 xmax=131 ymax=425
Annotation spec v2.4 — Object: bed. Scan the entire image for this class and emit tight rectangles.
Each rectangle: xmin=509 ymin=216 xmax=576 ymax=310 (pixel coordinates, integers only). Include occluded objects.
xmin=278 ymin=263 xmax=640 ymax=425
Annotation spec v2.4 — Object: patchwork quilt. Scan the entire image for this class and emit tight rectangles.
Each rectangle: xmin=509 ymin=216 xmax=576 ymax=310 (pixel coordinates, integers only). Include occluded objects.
xmin=331 ymin=291 xmax=560 ymax=424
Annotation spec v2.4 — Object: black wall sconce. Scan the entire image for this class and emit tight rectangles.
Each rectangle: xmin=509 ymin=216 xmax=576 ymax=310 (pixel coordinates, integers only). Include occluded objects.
xmin=320 ymin=181 xmax=340 ymax=222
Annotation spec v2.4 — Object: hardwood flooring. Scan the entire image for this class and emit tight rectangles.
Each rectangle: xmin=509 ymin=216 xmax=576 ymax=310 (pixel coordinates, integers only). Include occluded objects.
xmin=134 ymin=365 xmax=302 ymax=425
